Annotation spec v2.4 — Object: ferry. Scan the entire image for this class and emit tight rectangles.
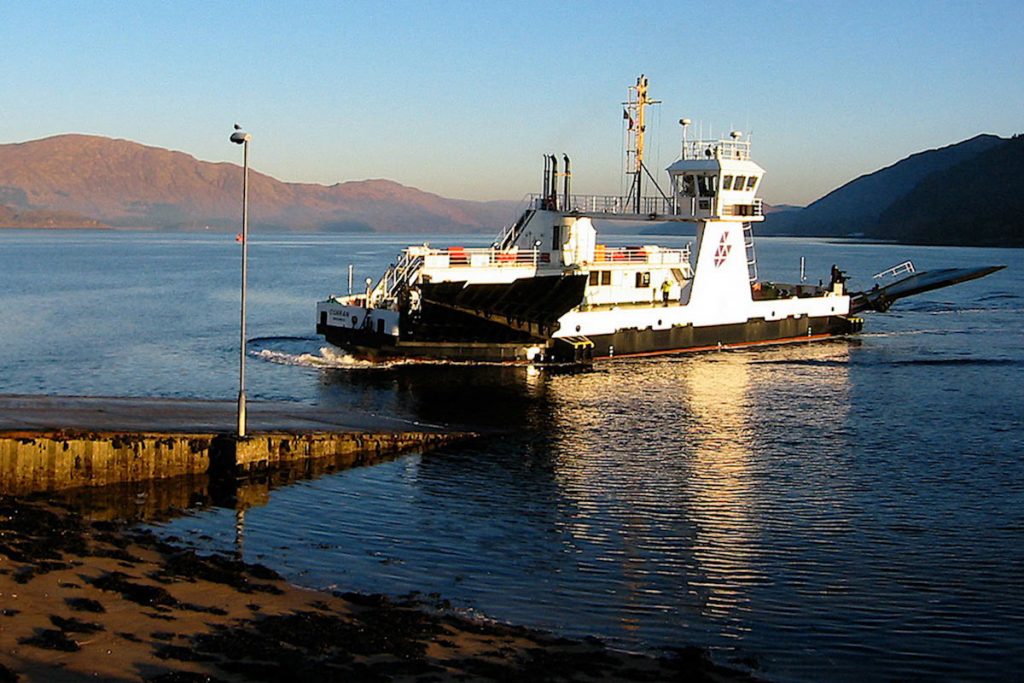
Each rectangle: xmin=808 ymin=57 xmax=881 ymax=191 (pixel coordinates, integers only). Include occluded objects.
xmin=316 ymin=76 xmax=1003 ymax=365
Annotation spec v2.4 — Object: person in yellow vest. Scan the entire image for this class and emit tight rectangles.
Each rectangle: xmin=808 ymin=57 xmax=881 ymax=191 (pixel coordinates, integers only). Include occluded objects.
xmin=661 ymin=278 xmax=671 ymax=306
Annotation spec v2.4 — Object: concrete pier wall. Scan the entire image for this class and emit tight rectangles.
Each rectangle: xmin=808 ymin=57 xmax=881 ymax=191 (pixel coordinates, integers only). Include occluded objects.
xmin=0 ymin=430 xmax=465 ymax=496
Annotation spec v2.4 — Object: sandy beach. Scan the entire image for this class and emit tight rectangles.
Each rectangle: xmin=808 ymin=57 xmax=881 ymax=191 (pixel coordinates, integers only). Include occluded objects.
xmin=0 ymin=495 xmax=755 ymax=682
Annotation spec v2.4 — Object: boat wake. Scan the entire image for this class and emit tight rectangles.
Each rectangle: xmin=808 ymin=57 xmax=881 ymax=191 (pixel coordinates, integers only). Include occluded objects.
xmin=247 ymin=336 xmax=546 ymax=369
xmin=248 ymin=336 xmax=387 ymax=369
xmin=254 ymin=346 xmax=384 ymax=369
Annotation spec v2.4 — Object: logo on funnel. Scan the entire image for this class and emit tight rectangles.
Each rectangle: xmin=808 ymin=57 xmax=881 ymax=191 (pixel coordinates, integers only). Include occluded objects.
xmin=714 ymin=231 xmax=731 ymax=267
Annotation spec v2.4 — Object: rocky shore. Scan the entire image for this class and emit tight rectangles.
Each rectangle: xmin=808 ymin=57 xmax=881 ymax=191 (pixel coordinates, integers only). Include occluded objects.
xmin=0 ymin=495 xmax=756 ymax=682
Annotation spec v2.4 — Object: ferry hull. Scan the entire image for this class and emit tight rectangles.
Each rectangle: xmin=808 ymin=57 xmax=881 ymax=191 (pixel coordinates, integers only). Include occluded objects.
xmin=317 ymin=313 xmax=863 ymax=364
xmin=585 ymin=314 xmax=861 ymax=359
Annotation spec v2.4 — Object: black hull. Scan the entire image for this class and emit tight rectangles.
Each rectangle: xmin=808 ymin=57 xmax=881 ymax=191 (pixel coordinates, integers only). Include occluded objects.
xmin=318 ymin=314 xmax=863 ymax=364
xmin=587 ymin=315 xmax=859 ymax=359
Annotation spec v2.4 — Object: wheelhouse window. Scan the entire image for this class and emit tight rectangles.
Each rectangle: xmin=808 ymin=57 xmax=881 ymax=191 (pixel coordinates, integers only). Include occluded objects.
xmin=722 ymin=175 xmax=734 ymax=191
xmin=732 ymin=176 xmax=746 ymax=192
xmin=675 ymin=174 xmax=696 ymax=197
xmin=746 ymin=176 xmax=758 ymax=191
xmin=696 ymin=174 xmax=718 ymax=197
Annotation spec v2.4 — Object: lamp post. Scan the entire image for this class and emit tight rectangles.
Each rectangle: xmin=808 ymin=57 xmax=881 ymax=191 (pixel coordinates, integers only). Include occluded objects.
xmin=230 ymin=124 xmax=251 ymax=437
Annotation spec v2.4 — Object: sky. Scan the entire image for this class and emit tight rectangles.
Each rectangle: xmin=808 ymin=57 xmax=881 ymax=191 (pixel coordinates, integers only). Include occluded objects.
xmin=2 ymin=0 xmax=1022 ymax=207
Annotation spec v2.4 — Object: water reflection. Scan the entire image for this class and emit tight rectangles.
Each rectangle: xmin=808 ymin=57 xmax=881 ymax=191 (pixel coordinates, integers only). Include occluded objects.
xmin=49 ymin=445 xmax=415 ymax=524
xmin=684 ymin=355 xmax=759 ymax=629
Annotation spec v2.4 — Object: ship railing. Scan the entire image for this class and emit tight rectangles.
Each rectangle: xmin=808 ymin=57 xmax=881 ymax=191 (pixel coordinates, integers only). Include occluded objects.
xmin=681 ymin=138 xmax=752 ymax=161
xmin=592 ymin=244 xmax=691 ymax=266
xmin=495 ymin=206 xmax=535 ymax=250
xmin=494 ymin=195 xmax=537 ymax=249
xmin=722 ymin=199 xmax=764 ymax=217
xmin=371 ymin=250 xmax=425 ymax=306
xmin=873 ymin=260 xmax=916 ymax=279
xmin=417 ymin=245 xmax=552 ymax=269
xmin=529 ymin=193 xmax=678 ymax=216
xmin=401 ymin=243 xmax=692 ymax=271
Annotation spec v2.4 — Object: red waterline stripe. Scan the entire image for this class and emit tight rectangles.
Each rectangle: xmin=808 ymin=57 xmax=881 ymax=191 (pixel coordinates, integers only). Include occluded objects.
xmin=591 ymin=332 xmax=839 ymax=361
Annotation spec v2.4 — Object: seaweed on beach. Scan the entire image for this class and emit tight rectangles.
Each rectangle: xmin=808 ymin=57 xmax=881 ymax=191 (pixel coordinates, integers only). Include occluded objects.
xmin=65 ymin=596 xmax=106 ymax=613
xmin=144 ymin=673 xmax=230 ymax=683
xmin=0 ymin=497 xmax=89 ymax=566
xmin=148 ymin=546 xmax=282 ymax=594
xmin=87 ymin=571 xmax=179 ymax=607
xmin=49 ymin=614 xmax=104 ymax=634
xmin=161 ymin=606 xmax=449 ymax=681
xmin=18 ymin=627 xmax=80 ymax=652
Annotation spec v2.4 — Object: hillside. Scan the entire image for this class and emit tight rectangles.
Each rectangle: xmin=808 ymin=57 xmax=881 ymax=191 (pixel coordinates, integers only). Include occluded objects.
xmin=0 ymin=135 xmax=519 ymax=233
xmin=874 ymin=135 xmax=1024 ymax=246
xmin=762 ymin=134 xmax=1006 ymax=237
xmin=0 ymin=204 xmax=106 ymax=229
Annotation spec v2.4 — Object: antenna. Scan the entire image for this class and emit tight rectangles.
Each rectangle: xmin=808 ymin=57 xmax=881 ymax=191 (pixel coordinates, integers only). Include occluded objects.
xmin=623 ymin=74 xmax=661 ymax=213
xmin=679 ymin=118 xmax=691 ymax=158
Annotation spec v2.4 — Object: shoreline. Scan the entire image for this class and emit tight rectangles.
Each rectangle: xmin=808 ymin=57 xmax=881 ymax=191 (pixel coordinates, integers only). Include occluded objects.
xmin=0 ymin=495 xmax=758 ymax=682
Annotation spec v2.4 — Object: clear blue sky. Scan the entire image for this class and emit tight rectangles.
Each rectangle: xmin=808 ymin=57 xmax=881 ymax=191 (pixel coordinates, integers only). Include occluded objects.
xmin=3 ymin=0 xmax=1022 ymax=206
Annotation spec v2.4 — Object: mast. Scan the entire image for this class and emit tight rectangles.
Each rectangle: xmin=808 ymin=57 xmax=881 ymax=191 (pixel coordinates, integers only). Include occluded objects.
xmin=624 ymin=74 xmax=660 ymax=213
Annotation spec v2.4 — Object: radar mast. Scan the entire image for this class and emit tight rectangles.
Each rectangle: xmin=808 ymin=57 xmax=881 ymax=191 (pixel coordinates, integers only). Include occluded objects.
xmin=623 ymin=74 xmax=661 ymax=213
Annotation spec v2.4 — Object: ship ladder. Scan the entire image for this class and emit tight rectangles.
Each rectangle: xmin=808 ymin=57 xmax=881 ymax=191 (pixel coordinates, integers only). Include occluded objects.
xmin=496 ymin=208 xmax=535 ymax=250
xmin=743 ymin=222 xmax=758 ymax=283
xmin=373 ymin=251 xmax=424 ymax=306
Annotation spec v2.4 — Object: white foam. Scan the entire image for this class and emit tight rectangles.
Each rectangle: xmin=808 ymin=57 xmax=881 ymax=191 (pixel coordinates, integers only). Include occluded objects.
xmin=253 ymin=346 xmax=384 ymax=369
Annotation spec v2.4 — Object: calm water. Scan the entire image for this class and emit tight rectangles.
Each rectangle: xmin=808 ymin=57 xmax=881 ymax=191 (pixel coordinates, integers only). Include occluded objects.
xmin=1 ymin=229 xmax=1022 ymax=681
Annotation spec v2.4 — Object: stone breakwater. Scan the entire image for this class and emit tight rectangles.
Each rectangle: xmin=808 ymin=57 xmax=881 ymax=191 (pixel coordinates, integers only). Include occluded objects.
xmin=0 ymin=395 xmax=470 ymax=495
xmin=0 ymin=430 xmax=465 ymax=495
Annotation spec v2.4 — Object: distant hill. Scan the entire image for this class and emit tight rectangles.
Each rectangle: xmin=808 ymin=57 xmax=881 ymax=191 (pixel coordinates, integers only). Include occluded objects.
xmin=0 ymin=203 xmax=106 ymax=229
xmin=762 ymin=134 xmax=1007 ymax=238
xmin=875 ymin=135 xmax=1024 ymax=246
xmin=0 ymin=134 xmax=520 ymax=233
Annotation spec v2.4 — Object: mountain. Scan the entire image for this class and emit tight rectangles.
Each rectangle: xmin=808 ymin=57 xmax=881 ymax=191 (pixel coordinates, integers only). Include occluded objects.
xmin=0 ymin=203 xmax=106 ymax=229
xmin=762 ymin=134 xmax=1007 ymax=237
xmin=875 ymin=135 xmax=1024 ymax=246
xmin=0 ymin=134 xmax=520 ymax=232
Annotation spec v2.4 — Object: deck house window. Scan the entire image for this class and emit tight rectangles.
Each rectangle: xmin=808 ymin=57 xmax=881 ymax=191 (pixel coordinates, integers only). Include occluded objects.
xmin=635 ymin=272 xmax=650 ymax=288
xmin=697 ymin=174 xmax=717 ymax=197
xmin=589 ymin=271 xmax=599 ymax=286
xmin=676 ymin=174 xmax=696 ymax=197
xmin=601 ymin=271 xmax=611 ymax=286
xmin=552 ymin=225 xmax=561 ymax=250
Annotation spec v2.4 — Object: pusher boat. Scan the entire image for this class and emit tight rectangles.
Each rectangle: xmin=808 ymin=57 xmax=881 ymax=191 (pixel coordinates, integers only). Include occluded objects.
xmin=316 ymin=76 xmax=1003 ymax=365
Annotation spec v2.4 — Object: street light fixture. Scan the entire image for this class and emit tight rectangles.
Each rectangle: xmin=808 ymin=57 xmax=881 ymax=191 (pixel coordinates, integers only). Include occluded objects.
xmin=230 ymin=124 xmax=251 ymax=437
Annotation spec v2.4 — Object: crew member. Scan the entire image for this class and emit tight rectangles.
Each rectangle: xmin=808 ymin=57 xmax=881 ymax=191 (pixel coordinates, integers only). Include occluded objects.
xmin=661 ymin=279 xmax=671 ymax=306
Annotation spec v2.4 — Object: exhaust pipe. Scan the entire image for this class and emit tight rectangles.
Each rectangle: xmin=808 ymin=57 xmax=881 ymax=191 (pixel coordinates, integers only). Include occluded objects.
xmin=549 ymin=154 xmax=558 ymax=210
xmin=542 ymin=154 xmax=550 ymax=209
xmin=563 ymin=154 xmax=571 ymax=210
